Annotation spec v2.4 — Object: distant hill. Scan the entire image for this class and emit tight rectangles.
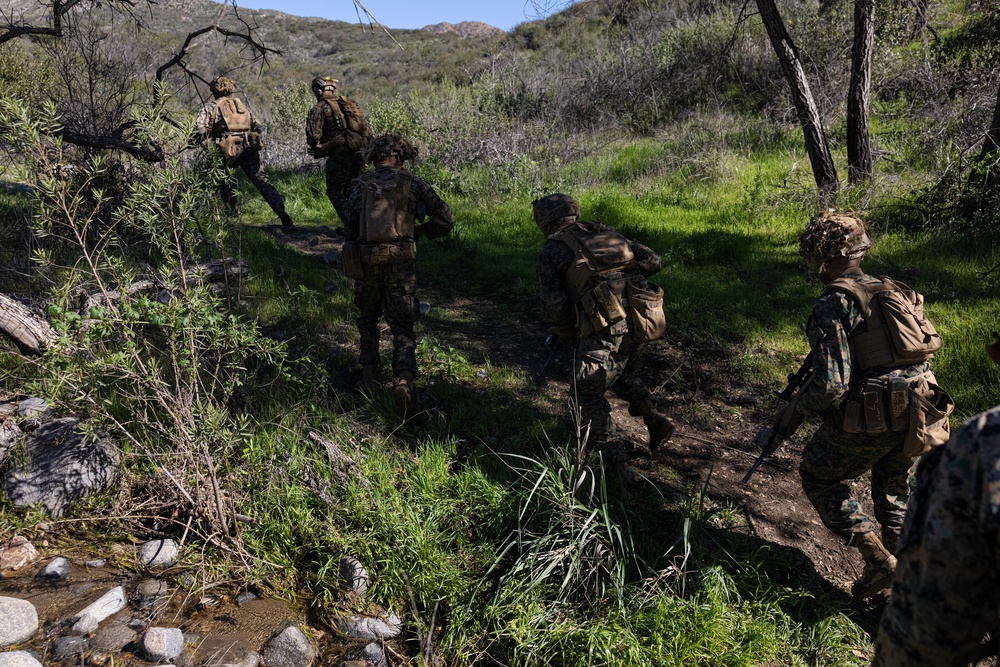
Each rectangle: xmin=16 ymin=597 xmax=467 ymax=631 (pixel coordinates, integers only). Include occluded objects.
xmin=422 ymin=22 xmax=504 ymax=38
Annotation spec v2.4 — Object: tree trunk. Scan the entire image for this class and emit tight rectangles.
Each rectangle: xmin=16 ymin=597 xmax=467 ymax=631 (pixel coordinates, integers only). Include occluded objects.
xmin=978 ymin=82 xmax=1000 ymax=163
xmin=0 ymin=294 xmax=57 ymax=355
xmin=847 ymin=0 xmax=875 ymax=183
xmin=755 ymin=0 xmax=839 ymax=199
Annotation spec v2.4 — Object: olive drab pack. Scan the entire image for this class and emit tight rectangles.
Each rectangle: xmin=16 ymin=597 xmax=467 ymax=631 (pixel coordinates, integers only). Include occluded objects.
xmin=359 ymin=170 xmax=416 ymax=244
xmin=554 ymin=222 xmax=666 ymax=343
xmin=325 ymin=97 xmax=369 ymax=150
xmin=826 ymin=274 xmax=942 ymax=371
xmin=210 ymin=97 xmax=253 ymax=159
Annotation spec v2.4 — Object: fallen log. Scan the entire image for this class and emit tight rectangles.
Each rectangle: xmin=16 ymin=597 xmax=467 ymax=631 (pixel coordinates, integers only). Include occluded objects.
xmin=0 ymin=294 xmax=56 ymax=355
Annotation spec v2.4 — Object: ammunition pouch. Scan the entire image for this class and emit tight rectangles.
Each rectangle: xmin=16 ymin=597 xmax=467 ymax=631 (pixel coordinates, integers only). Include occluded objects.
xmin=625 ymin=278 xmax=666 ymax=344
xmin=248 ymin=131 xmax=263 ymax=151
xmin=214 ymin=133 xmax=246 ymax=160
xmin=341 ymin=241 xmax=364 ymax=279
xmin=840 ymin=371 xmax=953 ymax=456
xmin=577 ymin=277 xmax=627 ymax=337
xmin=363 ymin=240 xmax=415 ymax=266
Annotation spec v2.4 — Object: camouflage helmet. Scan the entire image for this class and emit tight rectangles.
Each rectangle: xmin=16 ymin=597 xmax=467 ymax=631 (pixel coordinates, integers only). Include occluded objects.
xmin=209 ymin=76 xmax=235 ymax=98
xmin=799 ymin=209 xmax=872 ymax=272
xmin=311 ymin=76 xmax=338 ymax=99
xmin=364 ymin=133 xmax=418 ymax=164
xmin=532 ymin=193 xmax=580 ymax=235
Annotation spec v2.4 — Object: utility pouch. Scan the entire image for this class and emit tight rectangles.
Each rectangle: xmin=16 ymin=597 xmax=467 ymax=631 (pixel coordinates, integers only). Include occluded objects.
xmin=580 ymin=280 xmax=627 ymax=333
xmin=842 ymin=398 xmax=864 ymax=433
xmin=862 ymin=378 xmax=888 ymax=433
xmin=888 ymin=377 xmax=910 ymax=432
xmin=366 ymin=243 xmax=394 ymax=266
xmin=248 ymin=131 xmax=263 ymax=151
xmin=215 ymin=134 xmax=244 ymax=160
xmin=626 ymin=278 xmax=666 ymax=344
xmin=341 ymin=242 xmax=364 ymax=279
xmin=904 ymin=371 xmax=954 ymax=457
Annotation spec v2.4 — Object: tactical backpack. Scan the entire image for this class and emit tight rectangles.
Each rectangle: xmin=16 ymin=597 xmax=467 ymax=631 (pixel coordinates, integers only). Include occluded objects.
xmin=553 ymin=222 xmax=666 ymax=343
xmin=827 ymin=274 xmax=942 ymax=371
xmin=325 ymin=97 xmax=369 ymax=151
xmin=829 ymin=273 xmax=952 ymax=454
xmin=211 ymin=97 xmax=253 ymax=159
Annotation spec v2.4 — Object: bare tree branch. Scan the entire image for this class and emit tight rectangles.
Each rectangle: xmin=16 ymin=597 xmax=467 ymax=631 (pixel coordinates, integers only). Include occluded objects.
xmin=0 ymin=0 xmax=142 ymax=46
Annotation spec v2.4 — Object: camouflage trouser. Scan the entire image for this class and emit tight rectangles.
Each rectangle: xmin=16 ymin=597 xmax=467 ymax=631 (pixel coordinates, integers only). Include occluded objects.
xmin=872 ymin=426 xmax=1000 ymax=666
xmin=326 ymin=149 xmax=365 ymax=223
xmin=799 ymin=418 xmax=916 ymax=547
xmin=354 ymin=259 xmax=418 ymax=376
xmin=221 ymin=151 xmax=288 ymax=219
xmin=573 ymin=319 xmax=651 ymax=465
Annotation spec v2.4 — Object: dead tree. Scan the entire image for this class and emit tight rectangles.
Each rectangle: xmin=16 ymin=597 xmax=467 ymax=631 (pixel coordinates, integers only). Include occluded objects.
xmin=755 ymin=0 xmax=839 ymax=199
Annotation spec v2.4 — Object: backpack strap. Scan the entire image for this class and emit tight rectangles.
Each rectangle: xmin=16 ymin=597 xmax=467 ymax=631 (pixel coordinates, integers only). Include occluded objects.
xmin=825 ymin=274 xmax=898 ymax=372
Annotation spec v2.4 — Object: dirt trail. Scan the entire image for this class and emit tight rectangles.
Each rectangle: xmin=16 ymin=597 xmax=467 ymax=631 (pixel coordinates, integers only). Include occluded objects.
xmin=268 ymin=223 xmax=871 ymax=611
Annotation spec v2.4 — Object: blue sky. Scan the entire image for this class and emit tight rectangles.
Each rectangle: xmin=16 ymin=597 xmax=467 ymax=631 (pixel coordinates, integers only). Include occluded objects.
xmin=228 ymin=0 xmax=564 ymax=31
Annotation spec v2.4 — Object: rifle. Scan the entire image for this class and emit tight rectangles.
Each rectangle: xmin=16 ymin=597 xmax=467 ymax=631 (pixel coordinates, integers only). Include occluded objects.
xmin=742 ymin=351 xmax=816 ymax=484
xmin=535 ymin=334 xmax=562 ymax=383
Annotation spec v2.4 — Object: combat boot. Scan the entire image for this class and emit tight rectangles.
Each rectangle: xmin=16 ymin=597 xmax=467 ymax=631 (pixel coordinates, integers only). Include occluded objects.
xmin=393 ymin=371 xmax=416 ymax=418
xmin=851 ymin=531 xmax=897 ymax=600
xmin=629 ymin=400 xmax=675 ymax=451
xmin=361 ymin=365 xmax=378 ymax=389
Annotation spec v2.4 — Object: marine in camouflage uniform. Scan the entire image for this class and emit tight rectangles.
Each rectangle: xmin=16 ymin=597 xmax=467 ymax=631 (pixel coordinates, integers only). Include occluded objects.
xmin=793 ymin=211 xmax=936 ymax=600
xmin=534 ymin=193 xmax=674 ymax=467
xmin=194 ymin=76 xmax=292 ymax=227
xmin=306 ymin=76 xmax=369 ymax=223
xmin=344 ymin=133 xmax=453 ymax=415
xmin=871 ymin=400 xmax=1000 ymax=666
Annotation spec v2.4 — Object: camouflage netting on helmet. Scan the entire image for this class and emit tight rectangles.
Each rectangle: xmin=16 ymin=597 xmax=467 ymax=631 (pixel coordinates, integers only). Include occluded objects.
xmin=209 ymin=76 xmax=234 ymax=97
xmin=311 ymin=76 xmax=338 ymax=98
xmin=364 ymin=133 xmax=418 ymax=164
xmin=533 ymin=193 xmax=580 ymax=235
xmin=799 ymin=210 xmax=872 ymax=267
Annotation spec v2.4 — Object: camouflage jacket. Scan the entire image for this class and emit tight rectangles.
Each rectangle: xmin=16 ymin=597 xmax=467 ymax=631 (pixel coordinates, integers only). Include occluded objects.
xmin=344 ymin=166 xmax=454 ymax=243
xmin=194 ymin=96 xmax=263 ymax=142
xmin=935 ymin=406 xmax=1000 ymax=536
xmin=536 ymin=221 xmax=662 ymax=337
xmin=797 ymin=270 xmax=929 ymax=416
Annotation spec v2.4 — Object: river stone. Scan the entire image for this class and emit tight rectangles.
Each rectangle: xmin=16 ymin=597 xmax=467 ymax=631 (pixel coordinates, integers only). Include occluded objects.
xmin=51 ymin=636 xmax=87 ymax=659
xmin=338 ymin=556 xmax=370 ymax=597
xmin=235 ymin=591 xmax=257 ymax=606
xmin=0 ymin=651 xmax=42 ymax=667
xmin=261 ymin=625 xmax=314 ymax=667
xmin=335 ymin=643 xmax=386 ymax=667
xmin=0 ymin=597 xmax=38 ymax=647
xmin=334 ymin=611 xmax=401 ymax=640
xmin=91 ymin=623 xmax=137 ymax=652
xmin=71 ymin=586 xmax=127 ymax=635
xmin=4 ymin=418 xmax=118 ymax=517
xmin=138 ymin=539 xmax=179 ymax=568
xmin=0 ymin=421 xmax=21 ymax=456
xmin=15 ymin=398 xmax=49 ymax=420
xmin=38 ymin=557 xmax=70 ymax=580
xmin=0 ymin=537 xmax=39 ymax=572
xmin=84 ymin=559 xmax=106 ymax=569
xmin=141 ymin=627 xmax=184 ymax=661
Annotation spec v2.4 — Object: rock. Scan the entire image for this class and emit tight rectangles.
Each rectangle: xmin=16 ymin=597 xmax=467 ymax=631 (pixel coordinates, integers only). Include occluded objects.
xmin=141 ymin=627 xmax=184 ymax=662
xmin=4 ymin=418 xmax=118 ymax=517
xmin=15 ymin=398 xmax=49 ymax=420
xmin=0 ymin=537 xmax=39 ymax=572
xmin=338 ymin=556 xmax=370 ymax=597
xmin=38 ymin=557 xmax=70 ymax=580
xmin=309 ymin=237 xmax=319 ymax=247
xmin=50 ymin=636 xmax=87 ymax=659
xmin=335 ymin=643 xmax=386 ymax=667
xmin=138 ymin=539 xmax=179 ymax=568
xmin=84 ymin=559 xmax=106 ymax=569
xmin=261 ymin=625 xmax=315 ymax=667
xmin=198 ymin=638 xmax=260 ymax=667
xmin=71 ymin=586 xmax=128 ymax=635
xmin=0 ymin=651 xmax=42 ymax=667
xmin=0 ymin=421 xmax=21 ymax=456
xmin=235 ymin=591 xmax=257 ymax=606
xmin=0 ymin=596 xmax=38 ymax=646
xmin=136 ymin=579 xmax=169 ymax=608
xmin=323 ymin=250 xmax=343 ymax=270
xmin=334 ymin=611 xmax=401 ymax=640
xmin=90 ymin=623 xmax=137 ymax=652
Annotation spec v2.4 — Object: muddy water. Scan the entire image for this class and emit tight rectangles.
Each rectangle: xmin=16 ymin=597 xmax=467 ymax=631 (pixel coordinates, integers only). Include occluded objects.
xmin=0 ymin=553 xmax=351 ymax=665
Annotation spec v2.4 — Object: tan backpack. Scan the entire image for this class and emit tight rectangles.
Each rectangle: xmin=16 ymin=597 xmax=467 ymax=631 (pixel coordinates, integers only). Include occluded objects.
xmin=359 ymin=170 xmax=415 ymax=245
